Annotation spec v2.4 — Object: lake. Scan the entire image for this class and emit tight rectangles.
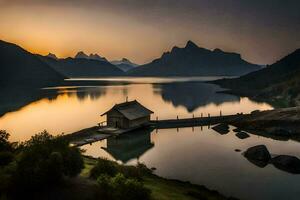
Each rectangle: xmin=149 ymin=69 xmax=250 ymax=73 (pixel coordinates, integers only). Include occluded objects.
xmin=1 ymin=77 xmax=300 ymax=200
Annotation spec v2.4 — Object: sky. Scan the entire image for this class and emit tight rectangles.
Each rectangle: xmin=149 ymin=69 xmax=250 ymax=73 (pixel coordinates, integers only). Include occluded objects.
xmin=0 ymin=0 xmax=299 ymax=64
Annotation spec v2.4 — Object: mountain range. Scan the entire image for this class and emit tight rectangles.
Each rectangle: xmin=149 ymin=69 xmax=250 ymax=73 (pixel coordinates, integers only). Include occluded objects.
xmin=0 ymin=40 xmax=65 ymax=88
xmin=39 ymin=54 xmax=124 ymax=78
xmin=74 ymin=51 xmax=108 ymax=62
xmin=128 ymin=41 xmax=261 ymax=76
xmin=214 ymin=48 xmax=300 ymax=106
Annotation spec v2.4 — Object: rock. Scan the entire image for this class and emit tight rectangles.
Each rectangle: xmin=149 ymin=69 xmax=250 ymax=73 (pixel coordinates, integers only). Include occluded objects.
xmin=271 ymin=155 xmax=300 ymax=174
xmin=235 ymin=149 xmax=241 ymax=152
xmin=233 ymin=128 xmax=241 ymax=132
xmin=235 ymin=132 xmax=250 ymax=139
xmin=244 ymin=145 xmax=271 ymax=163
xmin=212 ymin=123 xmax=229 ymax=135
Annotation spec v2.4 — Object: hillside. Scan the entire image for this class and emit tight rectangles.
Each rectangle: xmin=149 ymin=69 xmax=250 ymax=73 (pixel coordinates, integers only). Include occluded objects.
xmin=0 ymin=40 xmax=65 ymax=88
xmin=128 ymin=40 xmax=261 ymax=76
xmin=214 ymin=49 xmax=300 ymax=107
xmin=40 ymin=56 xmax=124 ymax=78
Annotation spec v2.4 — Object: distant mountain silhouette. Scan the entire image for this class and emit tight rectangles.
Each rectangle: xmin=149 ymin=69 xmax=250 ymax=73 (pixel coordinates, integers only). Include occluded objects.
xmin=74 ymin=51 xmax=89 ymax=59
xmin=89 ymin=53 xmax=107 ymax=62
xmin=75 ymin=51 xmax=107 ymax=62
xmin=47 ymin=53 xmax=58 ymax=60
xmin=214 ymin=48 xmax=300 ymax=106
xmin=111 ymin=58 xmax=138 ymax=71
xmin=128 ymin=40 xmax=261 ymax=76
xmin=154 ymin=82 xmax=240 ymax=112
xmin=0 ymin=40 xmax=65 ymax=88
xmin=39 ymin=56 xmax=124 ymax=78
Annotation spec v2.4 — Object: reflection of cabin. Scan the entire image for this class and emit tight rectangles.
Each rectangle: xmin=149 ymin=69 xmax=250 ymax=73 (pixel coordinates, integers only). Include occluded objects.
xmin=101 ymin=100 xmax=154 ymax=129
xmin=102 ymin=129 xmax=154 ymax=163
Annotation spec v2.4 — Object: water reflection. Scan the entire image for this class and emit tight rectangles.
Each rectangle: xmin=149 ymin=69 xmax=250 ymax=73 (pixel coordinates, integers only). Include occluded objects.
xmin=0 ymin=78 xmax=273 ymax=142
xmin=60 ymin=86 xmax=107 ymax=101
xmin=102 ymin=128 xmax=154 ymax=163
xmin=0 ymin=87 xmax=59 ymax=117
xmin=82 ymin=126 xmax=300 ymax=200
xmin=154 ymin=82 xmax=240 ymax=112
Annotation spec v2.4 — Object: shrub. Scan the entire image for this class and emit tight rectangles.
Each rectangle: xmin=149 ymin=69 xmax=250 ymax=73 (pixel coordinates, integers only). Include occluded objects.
xmin=90 ymin=158 xmax=118 ymax=179
xmin=0 ymin=130 xmax=12 ymax=152
xmin=14 ymin=131 xmax=83 ymax=190
xmin=118 ymin=163 xmax=151 ymax=180
xmin=97 ymin=173 xmax=151 ymax=200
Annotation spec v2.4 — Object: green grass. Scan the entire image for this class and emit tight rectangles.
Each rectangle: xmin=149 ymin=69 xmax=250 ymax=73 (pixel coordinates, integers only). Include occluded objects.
xmin=144 ymin=175 xmax=231 ymax=200
xmin=81 ymin=157 xmax=236 ymax=200
xmin=80 ymin=157 xmax=98 ymax=177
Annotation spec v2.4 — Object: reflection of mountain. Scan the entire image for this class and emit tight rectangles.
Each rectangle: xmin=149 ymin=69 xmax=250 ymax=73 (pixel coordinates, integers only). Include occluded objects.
xmin=101 ymin=129 xmax=154 ymax=163
xmin=154 ymin=82 xmax=240 ymax=112
xmin=0 ymin=87 xmax=107 ymax=117
xmin=73 ymin=87 xmax=107 ymax=101
xmin=0 ymin=87 xmax=59 ymax=117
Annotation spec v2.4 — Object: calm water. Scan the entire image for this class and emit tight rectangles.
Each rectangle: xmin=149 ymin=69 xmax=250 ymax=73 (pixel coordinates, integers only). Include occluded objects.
xmin=2 ymin=77 xmax=299 ymax=200
xmin=82 ymin=126 xmax=300 ymax=200
xmin=0 ymin=77 xmax=272 ymax=141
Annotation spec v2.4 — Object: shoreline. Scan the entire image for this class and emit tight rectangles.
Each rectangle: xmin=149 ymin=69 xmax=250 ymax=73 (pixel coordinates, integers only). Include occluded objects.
xmin=81 ymin=156 xmax=239 ymax=200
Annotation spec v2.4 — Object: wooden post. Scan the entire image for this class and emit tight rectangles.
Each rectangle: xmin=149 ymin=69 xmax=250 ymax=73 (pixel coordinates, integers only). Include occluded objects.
xmin=156 ymin=116 xmax=158 ymax=122
xmin=177 ymin=115 xmax=179 ymax=120
xmin=201 ymin=113 xmax=203 ymax=118
xmin=208 ymin=113 xmax=210 ymax=118
xmin=193 ymin=114 xmax=194 ymax=119
xmin=220 ymin=110 xmax=222 ymax=117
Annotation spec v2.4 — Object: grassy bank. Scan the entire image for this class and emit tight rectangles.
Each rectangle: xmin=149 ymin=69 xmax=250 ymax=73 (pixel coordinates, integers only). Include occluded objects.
xmin=81 ymin=157 xmax=237 ymax=200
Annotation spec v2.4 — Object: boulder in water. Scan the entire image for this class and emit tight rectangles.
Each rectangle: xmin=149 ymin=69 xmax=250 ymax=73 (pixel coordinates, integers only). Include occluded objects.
xmin=271 ymin=155 xmax=300 ymax=174
xmin=235 ymin=132 xmax=250 ymax=139
xmin=244 ymin=145 xmax=271 ymax=163
xmin=212 ymin=123 xmax=229 ymax=135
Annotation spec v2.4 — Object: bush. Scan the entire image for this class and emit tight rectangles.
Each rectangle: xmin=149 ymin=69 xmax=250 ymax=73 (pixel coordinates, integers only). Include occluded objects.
xmin=0 ymin=130 xmax=12 ymax=152
xmin=90 ymin=158 xmax=152 ymax=180
xmin=90 ymin=158 xmax=118 ymax=179
xmin=14 ymin=131 xmax=83 ymax=190
xmin=97 ymin=173 xmax=151 ymax=200
xmin=118 ymin=163 xmax=151 ymax=180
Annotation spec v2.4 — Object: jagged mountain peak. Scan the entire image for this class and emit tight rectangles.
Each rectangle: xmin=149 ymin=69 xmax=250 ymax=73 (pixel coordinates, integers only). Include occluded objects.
xmin=47 ymin=53 xmax=58 ymax=60
xmin=75 ymin=51 xmax=89 ymax=59
xmin=185 ymin=40 xmax=199 ymax=49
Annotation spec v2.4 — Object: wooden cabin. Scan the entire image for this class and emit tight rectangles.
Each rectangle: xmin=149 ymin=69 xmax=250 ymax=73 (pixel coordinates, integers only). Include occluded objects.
xmin=101 ymin=100 xmax=154 ymax=129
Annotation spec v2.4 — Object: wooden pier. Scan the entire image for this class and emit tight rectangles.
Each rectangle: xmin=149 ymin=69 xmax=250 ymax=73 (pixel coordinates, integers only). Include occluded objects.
xmin=150 ymin=114 xmax=249 ymax=129
xmin=69 ymin=113 xmax=250 ymax=147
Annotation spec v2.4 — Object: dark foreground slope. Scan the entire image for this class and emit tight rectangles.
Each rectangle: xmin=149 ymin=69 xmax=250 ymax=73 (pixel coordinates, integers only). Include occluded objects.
xmin=0 ymin=40 xmax=65 ymax=88
xmin=128 ymin=41 xmax=261 ymax=76
xmin=40 ymin=56 xmax=125 ymax=78
xmin=214 ymin=49 xmax=300 ymax=107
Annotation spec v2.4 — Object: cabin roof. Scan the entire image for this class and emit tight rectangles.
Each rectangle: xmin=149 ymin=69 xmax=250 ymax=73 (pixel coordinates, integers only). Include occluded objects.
xmin=101 ymin=100 xmax=154 ymax=120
